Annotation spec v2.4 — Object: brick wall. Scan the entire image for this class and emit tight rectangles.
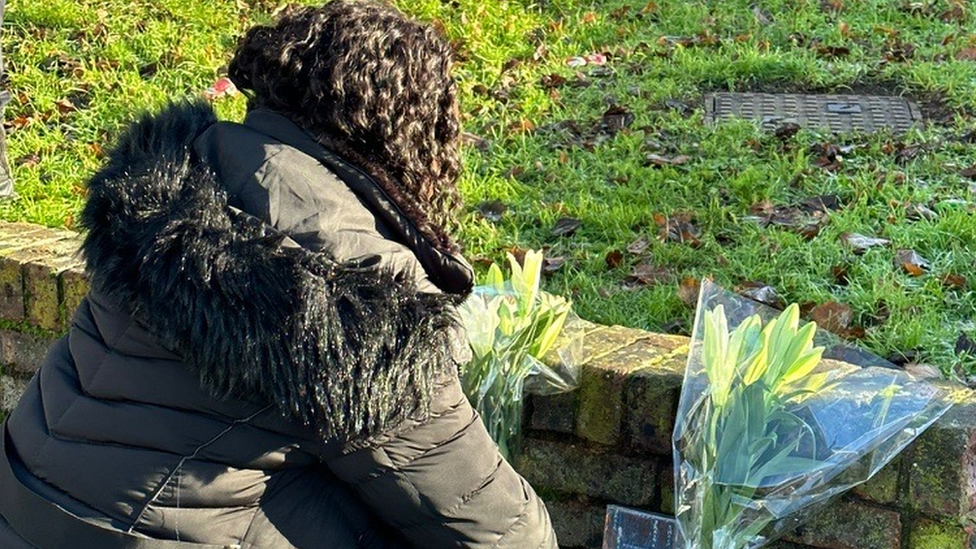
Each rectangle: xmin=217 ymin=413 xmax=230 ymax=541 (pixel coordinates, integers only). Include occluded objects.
xmin=2 ymin=220 xmax=976 ymax=549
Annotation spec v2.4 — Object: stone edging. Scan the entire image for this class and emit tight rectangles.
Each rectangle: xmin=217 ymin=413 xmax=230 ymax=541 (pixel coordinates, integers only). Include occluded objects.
xmin=1 ymin=220 xmax=975 ymax=549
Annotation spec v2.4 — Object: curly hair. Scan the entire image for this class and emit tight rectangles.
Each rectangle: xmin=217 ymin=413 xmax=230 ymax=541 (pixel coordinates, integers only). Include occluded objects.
xmin=228 ymin=1 xmax=462 ymax=251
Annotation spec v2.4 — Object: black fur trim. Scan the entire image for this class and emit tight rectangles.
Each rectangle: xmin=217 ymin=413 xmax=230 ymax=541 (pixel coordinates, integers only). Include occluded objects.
xmin=80 ymin=101 xmax=459 ymax=442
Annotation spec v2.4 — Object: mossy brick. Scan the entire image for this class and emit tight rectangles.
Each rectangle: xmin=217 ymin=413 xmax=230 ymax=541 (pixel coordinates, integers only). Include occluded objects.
xmin=783 ymin=499 xmax=901 ymax=549
xmin=851 ymin=457 xmax=901 ymax=506
xmin=60 ymin=266 xmax=90 ymax=323
xmin=0 ymin=235 xmax=78 ymax=323
xmin=907 ymin=518 xmax=974 ymax=549
xmin=658 ymin=460 xmax=675 ymax=515
xmin=546 ymin=498 xmax=605 ymax=549
xmin=623 ymin=354 xmax=685 ymax=456
xmin=578 ymin=324 xmax=652 ymax=364
xmin=577 ymin=336 xmax=672 ymax=446
xmin=0 ymin=330 xmax=57 ymax=374
xmin=23 ymin=239 xmax=84 ymax=331
xmin=529 ymin=391 xmax=578 ymax=434
xmin=908 ymin=402 xmax=976 ymax=519
xmin=516 ymin=438 xmax=658 ymax=506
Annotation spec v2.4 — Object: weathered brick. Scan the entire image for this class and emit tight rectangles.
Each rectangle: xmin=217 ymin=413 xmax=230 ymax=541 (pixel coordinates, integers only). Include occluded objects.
xmin=516 ymin=438 xmax=658 ymax=506
xmin=623 ymin=354 xmax=685 ymax=456
xmin=906 ymin=518 xmax=973 ymax=549
xmin=783 ymin=499 xmax=901 ymax=549
xmin=908 ymin=402 xmax=976 ymax=519
xmin=577 ymin=336 xmax=672 ymax=446
xmin=658 ymin=461 xmax=675 ymax=515
xmin=529 ymin=391 xmax=578 ymax=434
xmin=0 ymin=329 xmax=57 ymax=374
xmin=851 ymin=457 xmax=901 ymax=506
xmin=60 ymin=265 xmax=90 ymax=322
xmin=23 ymin=238 xmax=84 ymax=331
xmin=547 ymin=499 xmax=605 ymax=549
xmin=0 ymin=373 xmax=32 ymax=416
xmin=0 ymin=255 xmax=24 ymax=321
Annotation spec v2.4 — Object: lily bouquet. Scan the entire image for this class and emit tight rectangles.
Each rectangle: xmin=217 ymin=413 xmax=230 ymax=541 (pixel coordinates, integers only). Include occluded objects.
xmin=673 ymin=280 xmax=960 ymax=549
xmin=458 ymin=250 xmax=582 ymax=460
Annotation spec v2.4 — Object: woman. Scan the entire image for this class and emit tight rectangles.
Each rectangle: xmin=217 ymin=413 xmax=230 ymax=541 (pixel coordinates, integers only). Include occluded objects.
xmin=0 ymin=2 xmax=558 ymax=548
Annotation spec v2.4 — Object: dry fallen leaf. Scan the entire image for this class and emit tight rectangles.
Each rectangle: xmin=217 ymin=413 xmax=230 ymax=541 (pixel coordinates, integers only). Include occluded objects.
xmin=774 ymin=122 xmax=801 ymax=140
xmin=810 ymin=301 xmax=854 ymax=335
xmin=645 ymin=153 xmax=691 ymax=167
xmin=894 ymin=248 xmax=929 ymax=276
xmin=542 ymin=256 xmax=566 ymax=273
xmin=55 ymin=98 xmax=77 ymax=114
xmin=605 ymin=249 xmax=624 ymax=269
xmin=677 ymin=277 xmax=701 ymax=307
xmin=735 ymin=282 xmax=784 ymax=309
xmin=957 ymin=48 xmax=976 ymax=61
xmin=551 ymin=217 xmax=582 ymax=237
xmin=941 ymin=273 xmax=968 ymax=289
xmin=627 ymin=235 xmax=650 ymax=255
xmin=960 ymin=164 xmax=976 ymax=180
xmin=477 ymin=200 xmax=506 ymax=222
xmin=840 ymin=232 xmax=890 ymax=254
xmin=955 ymin=332 xmax=976 ymax=356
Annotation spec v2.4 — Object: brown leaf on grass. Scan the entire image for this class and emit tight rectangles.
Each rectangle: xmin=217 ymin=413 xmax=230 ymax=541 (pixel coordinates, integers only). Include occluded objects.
xmin=654 ymin=212 xmax=701 ymax=247
xmin=894 ymin=249 xmax=930 ymax=276
xmin=605 ymin=249 xmax=624 ymax=269
xmin=884 ymin=41 xmax=916 ymax=62
xmin=815 ymin=44 xmax=851 ymax=58
xmin=14 ymin=154 xmax=40 ymax=168
xmin=622 ymin=262 xmax=674 ymax=290
xmin=477 ymin=200 xmax=506 ymax=222
xmin=540 ymin=73 xmax=568 ymax=89
xmin=941 ymin=273 xmax=968 ymax=289
xmin=542 ymin=256 xmax=566 ymax=273
xmin=610 ymin=5 xmax=631 ymax=20
xmin=774 ymin=122 xmax=801 ymax=140
xmin=735 ymin=282 xmax=785 ymax=308
xmin=582 ymin=12 xmax=598 ymax=24
xmin=840 ymin=232 xmax=891 ymax=254
xmin=745 ymin=199 xmax=829 ymax=239
xmin=460 ymin=132 xmax=489 ymax=150
xmin=88 ymin=143 xmax=105 ymax=159
xmin=10 ymin=114 xmax=31 ymax=130
xmin=677 ymin=277 xmax=701 ymax=307
xmin=601 ymin=105 xmax=635 ymax=134
xmin=627 ymin=235 xmax=650 ymax=255
xmin=957 ymin=48 xmax=976 ymax=61
xmin=906 ymin=203 xmax=938 ymax=221
xmin=508 ymin=119 xmax=535 ymax=134
xmin=831 ymin=264 xmax=851 ymax=285
xmin=941 ymin=2 xmax=968 ymax=23
xmin=55 ymin=98 xmax=77 ymax=114
xmin=506 ymin=246 xmax=528 ymax=266
xmin=810 ymin=301 xmax=854 ymax=335
xmin=645 ymin=153 xmax=691 ymax=167
xmin=955 ymin=333 xmax=976 ymax=356
xmin=810 ymin=142 xmax=843 ymax=171
xmin=551 ymin=217 xmax=582 ymax=237
xmin=838 ymin=21 xmax=852 ymax=36
xmin=960 ymin=164 xmax=976 ymax=179
xmin=642 ymin=1 xmax=659 ymax=13
xmin=821 ymin=0 xmax=844 ymax=11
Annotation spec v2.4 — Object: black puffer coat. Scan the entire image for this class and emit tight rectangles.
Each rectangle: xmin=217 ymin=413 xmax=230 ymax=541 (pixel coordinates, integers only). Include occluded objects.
xmin=0 ymin=103 xmax=558 ymax=549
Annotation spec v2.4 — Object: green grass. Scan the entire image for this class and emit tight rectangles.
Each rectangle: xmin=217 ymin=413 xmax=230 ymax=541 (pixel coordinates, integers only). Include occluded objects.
xmin=3 ymin=0 xmax=976 ymax=376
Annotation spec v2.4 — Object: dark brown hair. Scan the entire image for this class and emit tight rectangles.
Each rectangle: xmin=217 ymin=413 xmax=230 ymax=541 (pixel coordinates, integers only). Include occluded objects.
xmin=228 ymin=1 xmax=462 ymax=251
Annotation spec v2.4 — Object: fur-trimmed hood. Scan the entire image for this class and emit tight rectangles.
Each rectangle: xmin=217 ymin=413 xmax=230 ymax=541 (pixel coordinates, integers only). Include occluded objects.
xmin=80 ymin=101 xmax=461 ymax=443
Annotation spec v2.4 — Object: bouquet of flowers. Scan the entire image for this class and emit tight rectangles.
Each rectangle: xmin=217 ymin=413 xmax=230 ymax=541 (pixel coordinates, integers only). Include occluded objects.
xmin=458 ymin=250 xmax=583 ymax=460
xmin=672 ymin=280 xmax=962 ymax=549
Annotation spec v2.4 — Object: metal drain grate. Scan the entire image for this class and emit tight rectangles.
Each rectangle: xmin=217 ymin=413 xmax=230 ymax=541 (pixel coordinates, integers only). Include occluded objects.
xmin=705 ymin=93 xmax=923 ymax=133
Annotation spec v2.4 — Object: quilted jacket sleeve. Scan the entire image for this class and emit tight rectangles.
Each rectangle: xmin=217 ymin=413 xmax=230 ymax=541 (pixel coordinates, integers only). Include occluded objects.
xmin=325 ymin=376 xmax=558 ymax=549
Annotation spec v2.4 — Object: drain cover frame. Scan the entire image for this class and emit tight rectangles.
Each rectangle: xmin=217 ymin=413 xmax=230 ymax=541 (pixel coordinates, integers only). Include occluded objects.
xmin=705 ymin=92 xmax=923 ymax=133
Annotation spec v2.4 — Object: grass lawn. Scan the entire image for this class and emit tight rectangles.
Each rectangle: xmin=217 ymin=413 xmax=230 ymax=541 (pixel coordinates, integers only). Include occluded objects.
xmin=3 ymin=0 xmax=976 ymax=376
